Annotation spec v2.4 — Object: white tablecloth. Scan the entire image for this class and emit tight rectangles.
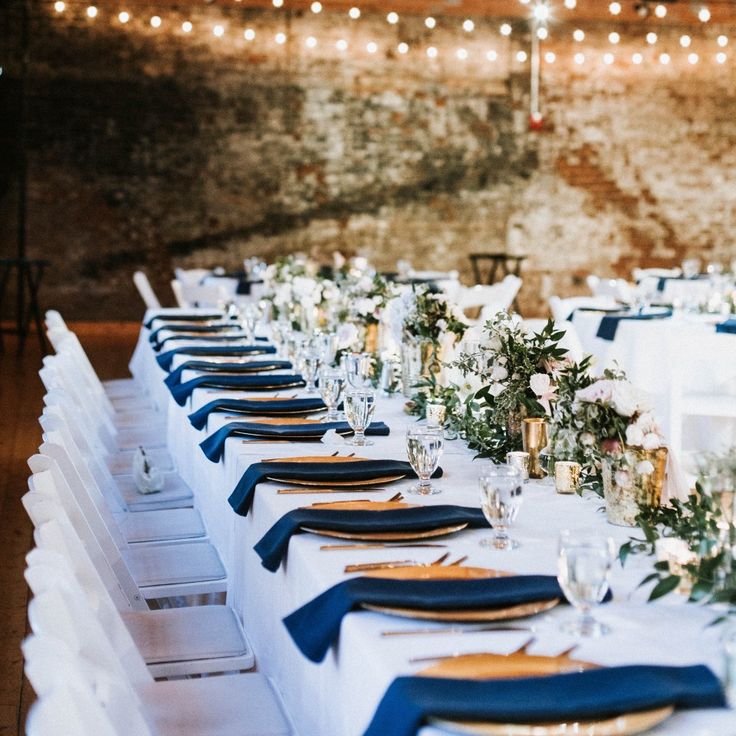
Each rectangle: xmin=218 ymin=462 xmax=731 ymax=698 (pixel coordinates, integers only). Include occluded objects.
xmin=132 ymin=311 xmax=736 ymax=736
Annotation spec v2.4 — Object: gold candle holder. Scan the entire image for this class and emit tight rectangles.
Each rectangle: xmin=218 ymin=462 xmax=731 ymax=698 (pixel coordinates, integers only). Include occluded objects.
xmin=506 ymin=451 xmax=530 ymax=481
xmin=554 ymin=461 xmax=581 ymax=494
xmin=426 ymin=402 xmax=446 ymax=429
xmin=521 ymin=418 xmax=548 ymax=479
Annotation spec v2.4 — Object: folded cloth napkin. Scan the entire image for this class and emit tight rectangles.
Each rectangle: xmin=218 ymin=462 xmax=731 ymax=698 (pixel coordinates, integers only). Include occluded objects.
xmin=229 ymin=459 xmax=441 ymax=516
xmin=164 ymin=360 xmax=292 ymax=389
xmin=170 ymin=373 xmax=306 ymax=406
xmin=565 ymin=306 xmax=621 ymax=322
xmin=188 ymin=397 xmax=327 ymax=430
xmin=596 ymin=309 xmax=672 ymax=341
xmin=156 ymin=343 xmax=275 ymax=371
xmin=144 ymin=312 xmax=223 ymax=329
xmin=154 ymin=333 xmax=251 ymax=352
xmin=149 ymin=323 xmax=239 ymax=348
xmin=200 ymin=421 xmax=390 ymax=462
xmin=716 ymin=319 xmax=736 ymax=334
xmin=255 ymin=505 xmax=487 ymax=572
xmin=284 ymin=575 xmax=570 ymax=663
xmin=363 ymin=664 xmax=726 ymax=736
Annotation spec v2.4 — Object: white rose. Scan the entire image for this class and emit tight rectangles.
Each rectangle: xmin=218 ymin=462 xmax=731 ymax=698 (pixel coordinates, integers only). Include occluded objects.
xmin=436 ymin=318 xmax=448 ymax=332
xmin=642 ymin=432 xmax=662 ymax=450
xmin=625 ymin=424 xmax=645 ymax=447
xmin=580 ymin=432 xmax=596 ymax=446
xmin=357 ymin=275 xmax=374 ymax=292
xmin=336 ymin=323 xmax=359 ymax=350
xmin=488 ymin=382 xmax=506 ymax=397
xmin=610 ymin=382 xmax=641 ymax=417
xmin=636 ymin=460 xmax=655 ymax=476
xmin=614 ymin=469 xmax=632 ymax=488
xmin=490 ymin=365 xmax=508 ymax=381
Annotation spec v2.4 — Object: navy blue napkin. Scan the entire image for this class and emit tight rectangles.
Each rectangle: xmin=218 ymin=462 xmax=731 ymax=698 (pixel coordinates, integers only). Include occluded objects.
xmin=255 ymin=505 xmax=487 ymax=572
xmin=229 ymin=459 xmax=441 ymax=516
xmin=144 ymin=312 xmax=223 ymax=329
xmin=284 ymin=575 xmax=568 ymax=663
xmin=149 ymin=322 xmax=236 ymax=345
xmin=364 ymin=665 xmax=725 ymax=736
xmin=156 ymin=344 xmax=275 ymax=371
xmin=154 ymin=333 xmax=252 ymax=352
xmin=188 ymin=397 xmax=328 ymax=430
xmin=596 ymin=310 xmax=672 ymax=341
xmin=566 ymin=306 xmax=621 ymax=322
xmin=170 ymin=373 xmax=305 ymax=406
xmin=716 ymin=319 xmax=736 ymax=335
xmin=200 ymin=421 xmax=390 ymax=462
xmin=164 ymin=360 xmax=292 ymax=389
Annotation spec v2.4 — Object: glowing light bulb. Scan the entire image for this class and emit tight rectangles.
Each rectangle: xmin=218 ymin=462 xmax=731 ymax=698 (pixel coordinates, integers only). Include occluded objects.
xmin=500 ymin=23 xmax=512 ymax=36
xmin=425 ymin=17 xmax=436 ymax=29
xmin=213 ymin=24 xmax=224 ymax=37
xmin=336 ymin=38 xmax=348 ymax=51
xmin=698 ymin=6 xmax=710 ymax=22
xmin=182 ymin=21 xmax=193 ymax=32
xmin=54 ymin=1 xmax=65 ymax=12
xmin=305 ymin=36 xmax=317 ymax=48
xmin=646 ymin=32 xmax=657 ymax=45
xmin=516 ymin=50 xmax=528 ymax=62
xmin=632 ymin=52 xmax=643 ymax=64
xmin=609 ymin=2 xmax=621 ymax=15
xmin=574 ymin=52 xmax=585 ymax=64
xmin=427 ymin=46 xmax=438 ymax=58
xmin=654 ymin=4 xmax=667 ymax=17
xmin=717 ymin=35 xmax=728 ymax=47
xmin=463 ymin=19 xmax=474 ymax=32
xmin=533 ymin=4 xmax=550 ymax=21
xmin=680 ymin=35 xmax=691 ymax=48
xmin=659 ymin=52 xmax=670 ymax=64
xmin=150 ymin=15 xmax=161 ymax=27
xmin=311 ymin=2 xmax=322 ymax=13
xmin=118 ymin=11 xmax=129 ymax=23
xmin=86 ymin=6 xmax=97 ymax=18
xmin=244 ymin=28 xmax=255 ymax=40
xmin=573 ymin=29 xmax=585 ymax=42
xmin=275 ymin=32 xmax=286 ymax=44
xmin=397 ymin=42 xmax=408 ymax=54
xmin=486 ymin=49 xmax=498 ymax=61
xmin=544 ymin=51 xmax=556 ymax=62
xmin=688 ymin=52 xmax=699 ymax=64
xmin=366 ymin=41 xmax=377 ymax=53
xmin=387 ymin=11 xmax=399 ymax=24
xmin=717 ymin=51 xmax=727 ymax=63
xmin=349 ymin=7 xmax=360 ymax=19
xmin=536 ymin=27 xmax=548 ymax=40
xmin=273 ymin=0 xmax=283 ymax=6
xmin=456 ymin=47 xmax=468 ymax=60
xmin=604 ymin=52 xmax=615 ymax=64
xmin=609 ymin=31 xmax=620 ymax=44
xmin=564 ymin=0 xmax=576 ymax=7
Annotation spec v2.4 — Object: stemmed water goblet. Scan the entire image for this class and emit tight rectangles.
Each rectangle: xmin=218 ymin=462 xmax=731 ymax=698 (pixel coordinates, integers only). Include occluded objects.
xmin=344 ymin=388 xmax=376 ymax=446
xmin=319 ymin=367 xmax=344 ymax=422
xmin=557 ymin=529 xmax=615 ymax=638
xmin=301 ymin=351 xmax=321 ymax=393
xmin=344 ymin=352 xmax=373 ymax=389
xmin=315 ymin=331 xmax=339 ymax=367
xmin=405 ymin=426 xmax=444 ymax=496
xmin=241 ymin=303 xmax=261 ymax=342
xmin=479 ymin=464 xmax=524 ymax=550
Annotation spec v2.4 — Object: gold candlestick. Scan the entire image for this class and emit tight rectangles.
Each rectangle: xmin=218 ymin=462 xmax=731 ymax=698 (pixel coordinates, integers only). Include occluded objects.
xmin=522 ymin=417 xmax=548 ymax=479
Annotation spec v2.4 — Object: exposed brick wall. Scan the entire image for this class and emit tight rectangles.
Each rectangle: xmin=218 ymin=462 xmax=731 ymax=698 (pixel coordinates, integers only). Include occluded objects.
xmin=2 ymin=2 xmax=736 ymax=319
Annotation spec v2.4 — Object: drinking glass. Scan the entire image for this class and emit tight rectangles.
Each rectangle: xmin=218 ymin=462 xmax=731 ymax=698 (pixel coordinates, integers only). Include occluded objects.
xmin=319 ymin=367 xmax=344 ymax=421
xmin=345 ymin=352 xmax=373 ymax=389
xmin=344 ymin=389 xmax=376 ymax=446
xmin=479 ymin=465 xmax=524 ymax=550
xmin=270 ymin=318 xmax=290 ymax=358
xmin=315 ymin=331 xmax=339 ymax=366
xmin=557 ymin=530 xmax=615 ymax=637
xmin=241 ymin=303 xmax=260 ymax=342
xmin=302 ymin=352 xmax=321 ymax=393
xmin=406 ymin=427 xmax=444 ymax=496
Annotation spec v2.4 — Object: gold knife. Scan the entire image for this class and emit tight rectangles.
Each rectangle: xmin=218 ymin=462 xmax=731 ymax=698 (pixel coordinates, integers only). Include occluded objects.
xmin=320 ymin=543 xmax=448 ymax=551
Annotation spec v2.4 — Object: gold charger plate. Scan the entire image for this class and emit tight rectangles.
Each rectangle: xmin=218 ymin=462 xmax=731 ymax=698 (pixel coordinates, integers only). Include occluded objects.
xmin=204 ymin=380 xmax=304 ymax=391
xmin=360 ymin=565 xmax=560 ymax=622
xmin=419 ymin=653 xmax=673 ymax=736
xmin=300 ymin=501 xmax=469 ymax=541
xmin=265 ymin=455 xmax=407 ymax=487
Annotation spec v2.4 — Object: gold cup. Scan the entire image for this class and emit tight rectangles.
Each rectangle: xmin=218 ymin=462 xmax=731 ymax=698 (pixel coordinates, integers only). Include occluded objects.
xmin=506 ymin=451 xmax=530 ymax=481
xmin=554 ymin=461 xmax=582 ymax=494
xmin=521 ymin=418 xmax=548 ymax=479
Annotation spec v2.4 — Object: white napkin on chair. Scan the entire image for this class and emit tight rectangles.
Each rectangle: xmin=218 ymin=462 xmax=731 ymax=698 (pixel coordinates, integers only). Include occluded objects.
xmin=132 ymin=447 xmax=164 ymax=495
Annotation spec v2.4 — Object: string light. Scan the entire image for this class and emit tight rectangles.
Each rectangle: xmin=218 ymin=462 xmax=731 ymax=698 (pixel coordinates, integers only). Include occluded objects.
xmin=533 ymin=3 xmax=550 ymax=22
xmin=386 ymin=12 xmax=399 ymax=24
xmin=86 ymin=6 xmax=97 ymax=18
xmin=609 ymin=2 xmax=621 ymax=16
xmin=456 ymin=47 xmax=468 ymax=60
xmin=305 ymin=35 xmax=317 ymax=48
xmin=244 ymin=28 xmax=255 ymax=41
xmin=366 ymin=41 xmax=377 ymax=53
xmin=275 ymin=31 xmax=286 ymax=44
xmin=150 ymin=15 xmax=161 ymax=28
xmin=646 ymin=32 xmax=658 ymax=45
xmin=688 ymin=52 xmax=699 ymax=64
xmin=336 ymin=38 xmax=348 ymax=51
xmin=680 ymin=35 xmax=691 ymax=48
xmin=486 ymin=49 xmax=498 ymax=61
xmin=717 ymin=51 xmax=727 ymax=63
xmin=427 ymin=46 xmax=438 ymax=58
xmin=632 ymin=52 xmax=643 ymax=64
xmin=609 ymin=31 xmax=620 ymax=44
xmin=574 ymin=52 xmax=585 ymax=64
xmin=659 ymin=52 xmax=670 ymax=64
xmin=516 ymin=50 xmax=528 ymax=62
xmin=564 ymin=0 xmax=576 ymax=7
xmin=545 ymin=51 xmax=556 ymax=62
xmin=397 ymin=42 xmax=408 ymax=54
xmin=425 ymin=17 xmax=436 ymax=29
xmin=717 ymin=35 xmax=729 ymax=47
xmin=213 ymin=24 xmax=224 ymax=37
xmin=310 ymin=2 xmax=322 ymax=13
xmin=272 ymin=0 xmax=283 ymax=7
xmin=654 ymin=4 xmax=667 ymax=18
xmin=573 ymin=29 xmax=585 ymax=42
xmin=603 ymin=52 xmax=614 ymax=64
xmin=698 ymin=6 xmax=711 ymax=22
xmin=348 ymin=7 xmax=360 ymax=19
xmin=118 ymin=11 xmax=129 ymax=23
xmin=463 ymin=19 xmax=475 ymax=32
xmin=500 ymin=23 xmax=512 ymax=36
xmin=537 ymin=27 xmax=548 ymax=40
xmin=182 ymin=20 xmax=192 ymax=32
xmin=54 ymin=1 xmax=65 ymax=12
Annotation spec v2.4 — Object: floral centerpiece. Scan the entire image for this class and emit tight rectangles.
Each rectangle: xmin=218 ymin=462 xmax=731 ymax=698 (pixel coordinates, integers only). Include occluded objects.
xmin=569 ymin=371 xmax=667 ymax=525
xmin=451 ymin=314 xmax=568 ymax=462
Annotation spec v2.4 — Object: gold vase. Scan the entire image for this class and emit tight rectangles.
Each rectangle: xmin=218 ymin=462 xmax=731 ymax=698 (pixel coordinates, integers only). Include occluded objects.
xmin=522 ymin=418 xmax=548 ymax=479
xmin=601 ymin=447 xmax=667 ymax=527
xmin=363 ymin=323 xmax=379 ymax=354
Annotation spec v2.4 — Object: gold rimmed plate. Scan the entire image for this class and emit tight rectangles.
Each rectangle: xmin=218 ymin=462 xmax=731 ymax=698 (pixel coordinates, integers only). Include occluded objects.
xmin=419 ymin=653 xmax=673 ymax=736
xmin=265 ymin=455 xmax=407 ymax=487
xmin=203 ymin=381 xmax=304 ymax=391
xmin=299 ymin=501 xmax=468 ymax=541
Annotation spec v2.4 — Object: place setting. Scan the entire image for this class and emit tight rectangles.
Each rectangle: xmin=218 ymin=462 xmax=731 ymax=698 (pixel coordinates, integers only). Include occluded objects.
xmin=156 ymin=342 xmax=277 ymax=371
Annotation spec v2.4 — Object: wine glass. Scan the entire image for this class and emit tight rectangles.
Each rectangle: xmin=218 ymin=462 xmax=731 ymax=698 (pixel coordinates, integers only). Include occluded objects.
xmin=301 ymin=352 xmax=321 ymax=393
xmin=345 ymin=352 xmax=373 ymax=389
xmin=344 ymin=389 xmax=376 ymax=446
xmin=406 ymin=427 xmax=444 ymax=496
xmin=557 ymin=530 xmax=615 ymax=638
xmin=319 ymin=367 xmax=344 ymax=421
xmin=241 ymin=303 xmax=260 ymax=342
xmin=479 ymin=465 xmax=523 ymax=550
xmin=270 ymin=319 xmax=289 ymax=358
xmin=315 ymin=331 xmax=339 ymax=366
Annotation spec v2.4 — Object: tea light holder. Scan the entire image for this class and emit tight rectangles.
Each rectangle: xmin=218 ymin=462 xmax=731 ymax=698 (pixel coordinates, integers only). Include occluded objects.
xmin=506 ymin=451 xmax=530 ymax=481
xmin=554 ymin=461 xmax=581 ymax=494
xmin=426 ymin=402 xmax=446 ymax=429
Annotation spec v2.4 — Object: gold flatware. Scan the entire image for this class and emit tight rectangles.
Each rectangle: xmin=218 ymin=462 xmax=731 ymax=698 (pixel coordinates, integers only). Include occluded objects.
xmin=344 ymin=560 xmax=415 ymax=573
xmin=431 ymin=552 xmax=451 ymax=566
xmin=312 ymin=499 xmax=372 ymax=506
xmin=381 ymin=624 xmax=534 ymax=637
xmin=276 ymin=487 xmax=388 ymax=495
xmin=447 ymin=555 xmax=469 ymax=567
xmin=408 ymin=637 xmax=536 ymax=664
xmin=320 ymin=543 xmax=449 ymax=551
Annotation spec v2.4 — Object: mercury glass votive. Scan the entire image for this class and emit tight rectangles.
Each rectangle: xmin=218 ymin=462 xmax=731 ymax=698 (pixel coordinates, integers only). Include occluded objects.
xmin=554 ymin=461 xmax=582 ymax=494
xmin=426 ymin=402 xmax=446 ymax=429
xmin=506 ymin=451 xmax=530 ymax=481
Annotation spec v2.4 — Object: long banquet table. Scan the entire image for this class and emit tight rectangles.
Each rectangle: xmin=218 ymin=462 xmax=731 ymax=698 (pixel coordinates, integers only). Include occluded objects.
xmin=131 ymin=312 xmax=735 ymax=736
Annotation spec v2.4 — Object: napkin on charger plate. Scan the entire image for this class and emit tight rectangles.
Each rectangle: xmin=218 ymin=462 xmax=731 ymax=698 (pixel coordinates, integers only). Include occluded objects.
xmin=156 ymin=343 xmax=275 ymax=371
xmin=164 ymin=359 xmax=292 ymax=389
xmin=187 ymin=397 xmax=328 ymax=430
xmin=169 ymin=373 xmax=305 ymax=406
xmin=143 ymin=312 xmax=223 ymax=329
